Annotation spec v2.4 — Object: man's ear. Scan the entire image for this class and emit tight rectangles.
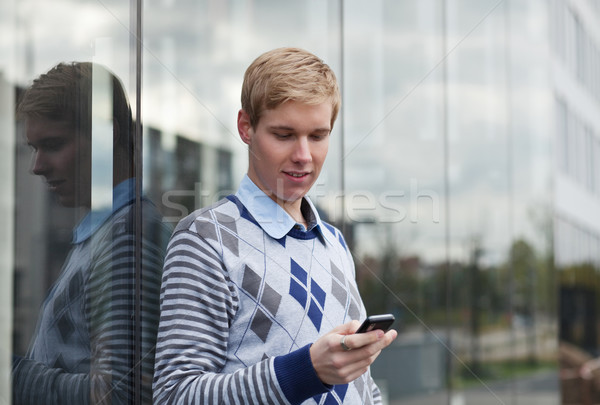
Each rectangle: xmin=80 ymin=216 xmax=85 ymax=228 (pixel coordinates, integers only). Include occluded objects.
xmin=237 ymin=109 xmax=253 ymax=145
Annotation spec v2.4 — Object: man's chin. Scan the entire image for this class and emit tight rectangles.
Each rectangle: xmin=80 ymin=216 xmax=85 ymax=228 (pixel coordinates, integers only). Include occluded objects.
xmin=280 ymin=193 xmax=306 ymax=205
xmin=57 ymin=196 xmax=77 ymax=207
xmin=55 ymin=194 xmax=86 ymax=208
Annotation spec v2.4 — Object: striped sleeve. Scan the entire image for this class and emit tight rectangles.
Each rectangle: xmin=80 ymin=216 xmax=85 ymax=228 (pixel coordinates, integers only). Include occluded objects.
xmin=86 ymin=226 xmax=137 ymax=404
xmin=152 ymin=229 xmax=289 ymax=404
xmin=86 ymin=206 xmax=166 ymax=404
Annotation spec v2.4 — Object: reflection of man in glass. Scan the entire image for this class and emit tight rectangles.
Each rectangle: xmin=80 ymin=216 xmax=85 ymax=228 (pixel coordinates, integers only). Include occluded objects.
xmin=13 ymin=62 xmax=171 ymax=404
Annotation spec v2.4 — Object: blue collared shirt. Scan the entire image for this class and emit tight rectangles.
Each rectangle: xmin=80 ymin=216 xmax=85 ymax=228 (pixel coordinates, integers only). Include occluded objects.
xmin=72 ymin=178 xmax=136 ymax=244
xmin=235 ymin=175 xmax=325 ymax=241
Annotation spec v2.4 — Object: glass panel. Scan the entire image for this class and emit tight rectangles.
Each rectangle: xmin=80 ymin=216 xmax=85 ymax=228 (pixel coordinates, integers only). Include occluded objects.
xmin=342 ymin=1 xmax=447 ymax=403
xmin=447 ymin=1 xmax=556 ymax=403
xmin=7 ymin=0 xmax=170 ymax=403
xmin=446 ymin=1 xmax=512 ymax=403
xmin=343 ymin=1 xmax=447 ymax=403
xmin=342 ymin=0 xmax=557 ymax=404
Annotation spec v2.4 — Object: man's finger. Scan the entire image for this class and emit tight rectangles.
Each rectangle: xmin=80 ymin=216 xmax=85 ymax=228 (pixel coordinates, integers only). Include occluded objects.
xmin=340 ymin=329 xmax=385 ymax=351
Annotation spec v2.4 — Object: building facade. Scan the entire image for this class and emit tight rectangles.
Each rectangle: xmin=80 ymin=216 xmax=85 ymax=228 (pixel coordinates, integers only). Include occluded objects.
xmin=1 ymin=0 xmax=599 ymax=404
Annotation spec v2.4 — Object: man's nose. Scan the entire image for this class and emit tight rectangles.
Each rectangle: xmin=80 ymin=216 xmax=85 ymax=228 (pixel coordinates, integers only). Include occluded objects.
xmin=31 ymin=151 xmax=48 ymax=175
xmin=292 ymin=137 xmax=312 ymax=163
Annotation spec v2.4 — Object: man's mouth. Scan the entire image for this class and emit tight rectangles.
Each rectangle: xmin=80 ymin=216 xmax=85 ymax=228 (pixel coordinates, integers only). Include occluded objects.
xmin=46 ymin=180 xmax=64 ymax=190
xmin=284 ymin=171 xmax=309 ymax=178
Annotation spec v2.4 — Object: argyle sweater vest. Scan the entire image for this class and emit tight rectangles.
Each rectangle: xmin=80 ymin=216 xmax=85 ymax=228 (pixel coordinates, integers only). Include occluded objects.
xmin=153 ymin=196 xmax=382 ymax=404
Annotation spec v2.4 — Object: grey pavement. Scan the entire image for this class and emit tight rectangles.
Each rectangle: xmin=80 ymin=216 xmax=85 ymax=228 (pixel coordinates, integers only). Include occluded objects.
xmin=387 ymin=371 xmax=560 ymax=405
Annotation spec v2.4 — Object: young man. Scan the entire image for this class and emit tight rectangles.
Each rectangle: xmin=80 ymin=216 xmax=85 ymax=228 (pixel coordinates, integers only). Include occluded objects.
xmin=153 ymin=47 xmax=397 ymax=404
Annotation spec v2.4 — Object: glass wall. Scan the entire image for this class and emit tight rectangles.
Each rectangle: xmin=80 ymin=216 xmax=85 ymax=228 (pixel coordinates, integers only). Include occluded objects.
xmin=6 ymin=0 xmax=597 ymax=403
xmin=341 ymin=1 xmax=556 ymax=404
xmin=3 ymin=0 xmax=171 ymax=403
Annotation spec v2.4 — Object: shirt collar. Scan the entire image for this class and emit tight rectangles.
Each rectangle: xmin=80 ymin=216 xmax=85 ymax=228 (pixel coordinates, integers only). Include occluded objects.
xmin=72 ymin=178 xmax=136 ymax=244
xmin=235 ymin=174 xmax=325 ymax=241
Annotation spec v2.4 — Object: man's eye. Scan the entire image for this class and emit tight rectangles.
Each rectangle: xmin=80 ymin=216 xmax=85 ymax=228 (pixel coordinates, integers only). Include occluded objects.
xmin=274 ymin=133 xmax=291 ymax=139
xmin=311 ymin=133 xmax=329 ymax=141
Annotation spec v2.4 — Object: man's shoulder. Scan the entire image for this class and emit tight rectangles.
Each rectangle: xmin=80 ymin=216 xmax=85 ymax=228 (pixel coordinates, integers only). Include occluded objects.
xmin=319 ymin=220 xmax=351 ymax=252
xmin=319 ymin=220 xmax=338 ymax=236
xmin=172 ymin=196 xmax=242 ymax=234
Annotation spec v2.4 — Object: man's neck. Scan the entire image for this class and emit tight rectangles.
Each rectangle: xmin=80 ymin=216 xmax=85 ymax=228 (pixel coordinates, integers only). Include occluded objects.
xmin=281 ymin=199 xmax=307 ymax=228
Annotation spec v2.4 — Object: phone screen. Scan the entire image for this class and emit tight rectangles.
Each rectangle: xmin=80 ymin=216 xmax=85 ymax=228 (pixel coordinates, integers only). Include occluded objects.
xmin=356 ymin=314 xmax=395 ymax=333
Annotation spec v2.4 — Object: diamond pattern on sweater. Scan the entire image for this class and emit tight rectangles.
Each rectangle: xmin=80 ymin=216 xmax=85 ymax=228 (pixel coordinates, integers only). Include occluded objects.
xmin=330 ymin=262 xmax=348 ymax=307
xmin=242 ymin=265 xmax=261 ymax=299
xmin=250 ymin=308 xmax=272 ymax=342
xmin=260 ymin=282 xmax=281 ymax=316
xmin=288 ymin=258 xmax=326 ymax=331
xmin=311 ymin=280 xmax=326 ymax=308
xmin=69 ymin=271 xmax=81 ymax=298
xmin=348 ymin=283 xmax=361 ymax=320
xmin=56 ymin=311 xmax=75 ymax=341
xmin=317 ymin=383 xmax=348 ymax=405
xmin=331 ymin=279 xmax=348 ymax=308
xmin=348 ymin=300 xmax=361 ymax=320
xmin=290 ymin=259 xmax=307 ymax=284
xmin=52 ymin=353 xmax=68 ymax=371
xmin=216 ymin=212 xmax=239 ymax=256
xmin=307 ymin=299 xmax=323 ymax=332
xmin=216 ymin=211 xmax=236 ymax=233
xmin=53 ymin=291 xmax=67 ymax=318
xmin=242 ymin=265 xmax=282 ymax=343
xmin=330 ymin=262 xmax=343 ymax=282
xmin=330 ymin=260 xmax=362 ymax=320
xmin=220 ymin=229 xmax=239 ymax=256
xmin=354 ymin=374 xmax=365 ymax=400
xmin=290 ymin=277 xmax=308 ymax=311
xmin=196 ymin=213 xmax=219 ymax=242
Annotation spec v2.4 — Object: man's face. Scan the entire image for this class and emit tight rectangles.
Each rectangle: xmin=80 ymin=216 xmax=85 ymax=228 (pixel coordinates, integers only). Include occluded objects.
xmin=25 ymin=118 xmax=91 ymax=208
xmin=239 ymin=100 xmax=332 ymax=207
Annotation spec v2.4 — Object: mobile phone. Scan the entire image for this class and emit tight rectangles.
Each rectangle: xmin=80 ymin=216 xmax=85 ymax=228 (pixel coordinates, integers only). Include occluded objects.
xmin=356 ymin=314 xmax=395 ymax=333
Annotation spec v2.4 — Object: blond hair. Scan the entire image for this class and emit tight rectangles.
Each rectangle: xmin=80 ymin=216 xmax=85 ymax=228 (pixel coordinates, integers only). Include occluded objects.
xmin=241 ymin=47 xmax=341 ymax=129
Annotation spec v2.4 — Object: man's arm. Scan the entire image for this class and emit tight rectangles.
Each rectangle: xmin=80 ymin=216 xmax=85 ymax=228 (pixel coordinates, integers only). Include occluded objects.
xmin=12 ymin=358 xmax=91 ymax=405
xmin=86 ymin=207 xmax=166 ymax=404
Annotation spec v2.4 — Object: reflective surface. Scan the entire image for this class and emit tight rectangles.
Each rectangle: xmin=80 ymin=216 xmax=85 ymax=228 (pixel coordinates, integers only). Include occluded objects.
xmin=12 ymin=62 xmax=171 ymax=403
xmin=5 ymin=1 xmax=171 ymax=403
xmin=4 ymin=0 xmax=600 ymax=404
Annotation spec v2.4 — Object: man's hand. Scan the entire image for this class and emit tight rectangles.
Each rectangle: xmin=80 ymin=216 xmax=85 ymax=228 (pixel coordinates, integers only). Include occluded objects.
xmin=309 ymin=320 xmax=397 ymax=385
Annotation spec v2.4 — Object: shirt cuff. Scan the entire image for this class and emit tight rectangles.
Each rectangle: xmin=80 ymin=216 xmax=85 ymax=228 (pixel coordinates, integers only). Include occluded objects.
xmin=274 ymin=344 xmax=332 ymax=404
